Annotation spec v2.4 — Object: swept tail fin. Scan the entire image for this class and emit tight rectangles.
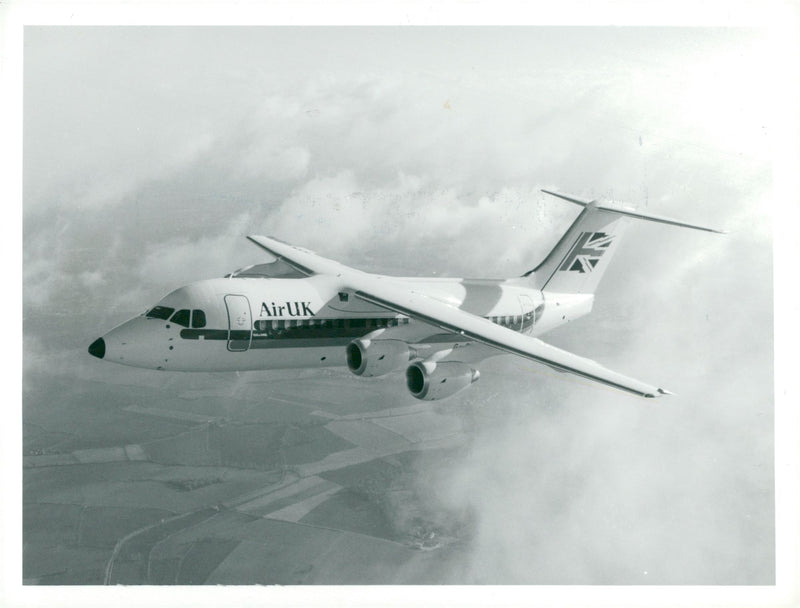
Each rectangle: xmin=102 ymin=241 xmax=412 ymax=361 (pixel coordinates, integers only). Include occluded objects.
xmin=525 ymin=190 xmax=724 ymax=294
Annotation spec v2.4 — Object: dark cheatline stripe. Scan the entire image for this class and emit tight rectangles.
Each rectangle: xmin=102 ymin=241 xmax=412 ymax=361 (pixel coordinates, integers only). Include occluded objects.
xmin=181 ymin=325 xmax=386 ymax=342
xmin=249 ymin=337 xmax=352 ymax=349
xmin=180 ymin=312 xmax=536 ymax=352
xmin=180 ymin=326 xmax=473 ymax=348
xmin=180 ymin=329 xmax=228 ymax=340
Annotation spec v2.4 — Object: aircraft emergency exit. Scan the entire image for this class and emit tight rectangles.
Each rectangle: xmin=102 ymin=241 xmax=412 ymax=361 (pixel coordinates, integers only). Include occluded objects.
xmin=88 ymin=190 xmax=723 ymax=400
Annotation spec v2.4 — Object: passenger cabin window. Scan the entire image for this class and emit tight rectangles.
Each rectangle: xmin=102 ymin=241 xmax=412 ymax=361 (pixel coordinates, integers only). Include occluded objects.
xmin=146 ymin=306 xmax=174 ymax=320
xmin=191 ymin=310 xmax=206 ymax=328
xmin=170 ymin=309 xmax=191 ymax=328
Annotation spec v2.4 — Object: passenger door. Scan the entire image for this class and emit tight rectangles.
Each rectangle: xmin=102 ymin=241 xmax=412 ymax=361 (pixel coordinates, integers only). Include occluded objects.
xmin=224 ymin=294 xmax=252 ymax=352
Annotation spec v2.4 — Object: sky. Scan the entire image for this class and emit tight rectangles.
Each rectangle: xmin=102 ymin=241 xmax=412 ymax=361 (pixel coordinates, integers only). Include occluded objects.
xmin=17 ymin=23 xmax=783 ymax=601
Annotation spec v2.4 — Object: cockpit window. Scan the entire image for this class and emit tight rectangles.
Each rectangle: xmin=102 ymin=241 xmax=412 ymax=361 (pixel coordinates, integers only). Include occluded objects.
xmin=146 ymin=306 xmax=174 ymax=320
xmin=170 ymin=309 xmax=191 ymax=328
xmin=191 ymin=310 xmax=206 ymax=328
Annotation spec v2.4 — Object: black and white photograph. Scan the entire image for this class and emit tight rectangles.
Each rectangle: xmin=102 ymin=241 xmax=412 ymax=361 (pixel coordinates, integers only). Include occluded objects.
xmin=7 ymin=4 xmax=797 ymax=606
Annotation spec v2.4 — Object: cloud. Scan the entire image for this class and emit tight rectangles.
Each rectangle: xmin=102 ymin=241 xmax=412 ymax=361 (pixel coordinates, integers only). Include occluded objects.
xmin=403 ymin=185 xmax=773 ymax=584
xmin=136 ymin=212 xmax=256 ymax=286
xmin=238 ymin=144 xmax=311 ymax=182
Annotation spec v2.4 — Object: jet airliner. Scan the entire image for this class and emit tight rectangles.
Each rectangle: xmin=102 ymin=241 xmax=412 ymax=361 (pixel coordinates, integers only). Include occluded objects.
xmin=88 ymin=190 xmax=722 ymax=400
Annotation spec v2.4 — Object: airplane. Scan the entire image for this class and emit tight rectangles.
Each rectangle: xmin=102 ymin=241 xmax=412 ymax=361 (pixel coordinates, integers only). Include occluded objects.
xmin=88 ymin=190 xmax=723 ymax=401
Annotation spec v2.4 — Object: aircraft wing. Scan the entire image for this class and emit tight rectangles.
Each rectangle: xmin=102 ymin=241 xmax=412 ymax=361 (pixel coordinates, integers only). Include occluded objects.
xmin=247 ymin=235 xmax=670 ymax=398
xmin=246 ymin=235 xmax=329 ymax=276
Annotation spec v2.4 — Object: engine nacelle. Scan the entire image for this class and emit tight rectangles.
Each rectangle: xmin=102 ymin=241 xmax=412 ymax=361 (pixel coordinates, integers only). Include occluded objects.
xmin=405 ymin=361 xmax=480 ymax=401
xmin=346 ymin=339 xmax=411 ymax=377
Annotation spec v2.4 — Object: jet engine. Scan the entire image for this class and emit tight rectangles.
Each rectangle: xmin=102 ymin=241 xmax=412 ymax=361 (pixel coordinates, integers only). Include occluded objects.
xmin=346 ymin=339 xmax=411 ymax=377
xmin=405 ymin=361 xmax=480 ymax=401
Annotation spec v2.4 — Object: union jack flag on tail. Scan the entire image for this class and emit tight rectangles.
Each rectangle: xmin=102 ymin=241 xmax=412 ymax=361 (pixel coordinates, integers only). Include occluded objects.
xmin=525 ymin=202 xmax=629 ymax=294
xmin=524 ymin=190 xmax=723 ymax=295
xmin=558 ymin=231 xmax=616 ymax=274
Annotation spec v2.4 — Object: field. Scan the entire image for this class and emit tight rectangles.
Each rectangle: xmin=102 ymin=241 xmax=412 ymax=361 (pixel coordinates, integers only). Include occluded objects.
xmin=23 ymin=365 xmax=469 ymax=584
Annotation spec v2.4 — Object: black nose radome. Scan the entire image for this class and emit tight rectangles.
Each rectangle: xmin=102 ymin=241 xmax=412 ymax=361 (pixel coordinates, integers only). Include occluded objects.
xmin=88 ymin=338 xmax=105 ymax=359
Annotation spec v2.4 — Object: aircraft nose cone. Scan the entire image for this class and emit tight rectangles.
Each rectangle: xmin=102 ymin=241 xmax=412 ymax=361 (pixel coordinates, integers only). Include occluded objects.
xmin=88 ymin=337 xmax=105 ymax=359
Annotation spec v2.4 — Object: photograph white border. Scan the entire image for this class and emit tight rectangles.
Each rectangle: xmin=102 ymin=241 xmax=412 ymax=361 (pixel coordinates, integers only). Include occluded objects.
xmin=3 ymin=1 xmax=797 ymax=606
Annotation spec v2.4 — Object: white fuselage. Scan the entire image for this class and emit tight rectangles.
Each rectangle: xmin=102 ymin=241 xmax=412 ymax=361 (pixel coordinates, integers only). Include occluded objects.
xmin=93 ymin=274 xmax=593 ymax=373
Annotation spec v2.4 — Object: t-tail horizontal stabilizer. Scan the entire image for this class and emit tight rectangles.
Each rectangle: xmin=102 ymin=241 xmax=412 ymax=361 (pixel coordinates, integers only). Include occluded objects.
xmin=541 ymin=189 xmax=727 ymax=234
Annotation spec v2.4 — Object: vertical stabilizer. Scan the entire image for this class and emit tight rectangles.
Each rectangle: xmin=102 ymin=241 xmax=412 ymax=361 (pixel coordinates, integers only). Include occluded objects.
xmin=526 ymin=189 xmax=723 ymax=294
xmin=524 ymin=201 xmax=629 ymax=294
